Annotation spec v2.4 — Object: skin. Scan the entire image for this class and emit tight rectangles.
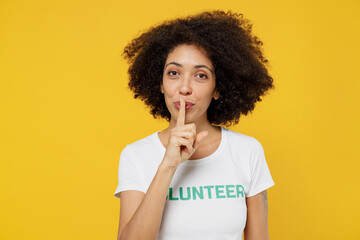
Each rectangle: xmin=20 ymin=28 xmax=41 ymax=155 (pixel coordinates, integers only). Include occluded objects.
xmin=117 ymin=44 xmax=270 ymax=240
xmin=158 ymin=44 xmax=221 ymax=159
xmin=244 ymin=190 xmax=270 ymax=240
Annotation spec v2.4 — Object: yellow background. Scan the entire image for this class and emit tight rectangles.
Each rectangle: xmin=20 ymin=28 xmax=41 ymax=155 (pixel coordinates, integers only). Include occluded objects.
xmin=1 ymin=0 xmax=359 ymax=239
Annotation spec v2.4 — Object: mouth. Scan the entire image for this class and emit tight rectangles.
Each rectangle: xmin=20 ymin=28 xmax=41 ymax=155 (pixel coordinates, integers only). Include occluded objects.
xmin=174 ymin=101 xmax=195 ymax=110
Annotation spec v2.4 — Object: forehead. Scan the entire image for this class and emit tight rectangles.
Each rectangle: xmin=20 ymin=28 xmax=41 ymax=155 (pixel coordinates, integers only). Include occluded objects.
xmin=165 ymin=44 xmax=213 ymax=68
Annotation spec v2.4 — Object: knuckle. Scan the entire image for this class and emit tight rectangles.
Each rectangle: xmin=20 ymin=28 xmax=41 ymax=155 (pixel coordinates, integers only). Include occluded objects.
xmin=187 ymin=144 xmax=192 ymax=152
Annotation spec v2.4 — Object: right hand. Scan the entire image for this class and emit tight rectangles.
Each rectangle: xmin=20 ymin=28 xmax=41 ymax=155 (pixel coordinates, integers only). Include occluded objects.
xmin=162 ymin=96 xmax=209 ymax=168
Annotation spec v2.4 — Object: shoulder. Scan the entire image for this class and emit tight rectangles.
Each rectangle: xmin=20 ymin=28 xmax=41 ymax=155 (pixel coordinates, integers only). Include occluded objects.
xmin=119 ymin=130 xmax=163 ymax=166
xmin=125 ymin=131 xmax=159 ymax=152
xmin=223 ymin=127 xmax=261 ymax=150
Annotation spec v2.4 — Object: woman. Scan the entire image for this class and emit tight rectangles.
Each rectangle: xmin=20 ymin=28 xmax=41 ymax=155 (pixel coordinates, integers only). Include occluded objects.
xmin=115 ymin=10 xmax=275 ymax=240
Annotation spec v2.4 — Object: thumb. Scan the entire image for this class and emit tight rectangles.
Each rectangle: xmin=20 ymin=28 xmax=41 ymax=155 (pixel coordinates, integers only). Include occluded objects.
xmin=193 ymin=131 xmax=208 ymax=149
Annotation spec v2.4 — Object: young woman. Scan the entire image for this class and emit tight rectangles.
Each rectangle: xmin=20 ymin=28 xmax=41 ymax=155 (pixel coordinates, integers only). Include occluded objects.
xmin=114 ymin=10 xmax=275 ymax=240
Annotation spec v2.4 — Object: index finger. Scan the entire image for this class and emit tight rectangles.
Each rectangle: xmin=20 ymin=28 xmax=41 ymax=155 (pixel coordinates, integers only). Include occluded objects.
xmin=177 ymin=96 xmax=185 ymax=127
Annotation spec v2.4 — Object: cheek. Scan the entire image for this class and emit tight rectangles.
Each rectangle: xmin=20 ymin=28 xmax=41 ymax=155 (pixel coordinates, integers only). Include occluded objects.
xmin=198 ymin=84 xmax=216 ymax=99
xmin=162 ymin=86 xmax=175 ymax=106
xmin=162 ymin=82 xmax=177 ymax=97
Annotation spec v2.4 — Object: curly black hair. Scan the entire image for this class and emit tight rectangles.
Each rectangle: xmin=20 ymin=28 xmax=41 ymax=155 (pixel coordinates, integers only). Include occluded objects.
xmin=123 ymin=10 xmax=274 ymax=127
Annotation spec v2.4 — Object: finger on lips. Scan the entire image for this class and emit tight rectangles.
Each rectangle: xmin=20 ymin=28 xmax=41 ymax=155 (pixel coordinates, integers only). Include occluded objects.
xmin=177 ymin=97 xmax=198 ymax=155
xmin=177 ymin=96 xmax=185 ymax=127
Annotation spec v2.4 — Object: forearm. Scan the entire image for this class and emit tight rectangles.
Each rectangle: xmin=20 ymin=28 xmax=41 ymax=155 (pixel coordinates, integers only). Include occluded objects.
xmin=120 ymin=160 xmax=176 ymax=240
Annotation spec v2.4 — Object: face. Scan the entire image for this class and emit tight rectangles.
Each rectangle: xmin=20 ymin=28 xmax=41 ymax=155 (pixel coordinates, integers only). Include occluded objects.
xmin=160 ymin=44 xmax=219 ymax=124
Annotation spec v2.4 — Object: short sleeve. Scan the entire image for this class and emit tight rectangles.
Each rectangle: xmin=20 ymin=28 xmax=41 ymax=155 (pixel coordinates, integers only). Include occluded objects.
xmin=246 ymin=137 xmax=275 ymax=197
xmin=114 ymin=144 xmax=146 ymax=199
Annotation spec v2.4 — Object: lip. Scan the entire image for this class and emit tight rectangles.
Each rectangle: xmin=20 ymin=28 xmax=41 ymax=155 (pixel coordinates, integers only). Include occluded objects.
xmin=174 ymin=101 xmax=195 ymax=110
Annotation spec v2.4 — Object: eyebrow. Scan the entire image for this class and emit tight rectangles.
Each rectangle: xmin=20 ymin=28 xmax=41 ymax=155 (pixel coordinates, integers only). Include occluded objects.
xmin=164 ymin=62 xmax=214 ymax=74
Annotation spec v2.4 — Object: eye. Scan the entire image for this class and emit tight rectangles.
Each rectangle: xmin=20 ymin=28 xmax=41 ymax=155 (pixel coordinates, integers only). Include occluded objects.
xmin=196 ymin=73 xmax=208 ymax=79
xmin=168 ymin=71 xmax=179 ymax=76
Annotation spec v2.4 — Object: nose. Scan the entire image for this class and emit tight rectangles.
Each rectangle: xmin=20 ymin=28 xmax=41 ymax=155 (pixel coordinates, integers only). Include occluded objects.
xmin=179 ymin=75 xmax=192 ymax=96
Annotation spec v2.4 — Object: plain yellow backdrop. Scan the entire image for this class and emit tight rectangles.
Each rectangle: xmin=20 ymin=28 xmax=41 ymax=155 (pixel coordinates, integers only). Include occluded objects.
xmin=1 ymin=0 xmax=359 ymax=239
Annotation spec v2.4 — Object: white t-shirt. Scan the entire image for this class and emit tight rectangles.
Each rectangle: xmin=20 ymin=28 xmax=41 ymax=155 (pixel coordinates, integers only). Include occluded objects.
xmin=114 ymin=126 xmax=275 ymax=240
